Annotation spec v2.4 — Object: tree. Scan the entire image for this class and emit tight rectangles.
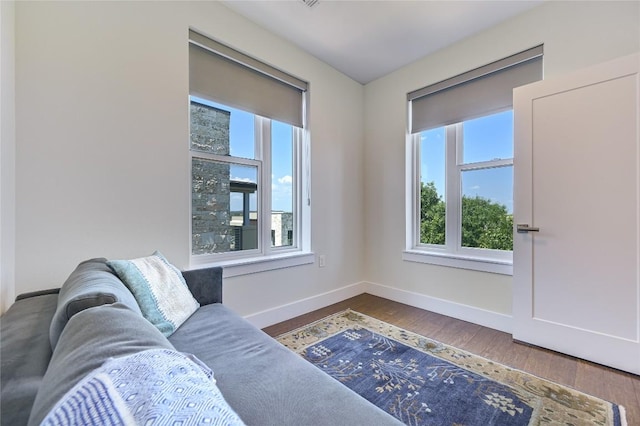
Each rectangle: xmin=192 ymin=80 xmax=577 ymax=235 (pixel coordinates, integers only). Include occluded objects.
xmin=461 ymin=196 xmax=513 ymax=251
xmin=419 ymin=182 xmax=513 ymax=250
xmin=420 ymin=182 xmax=445 ymax=245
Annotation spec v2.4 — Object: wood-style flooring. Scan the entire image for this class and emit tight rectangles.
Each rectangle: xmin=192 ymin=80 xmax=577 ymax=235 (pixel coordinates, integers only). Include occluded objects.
xmin=263 ymin=293 xmax=640 ymax=425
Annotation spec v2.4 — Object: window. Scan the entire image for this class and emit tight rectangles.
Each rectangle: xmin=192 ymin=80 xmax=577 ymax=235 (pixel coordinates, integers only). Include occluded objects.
xmin=189 ymin=30 xmax=311 ymax=273
xmin=416 ymin=111 xmax=514 ymax=261
xmin=405 ymin=46 xmax=543 ymax=274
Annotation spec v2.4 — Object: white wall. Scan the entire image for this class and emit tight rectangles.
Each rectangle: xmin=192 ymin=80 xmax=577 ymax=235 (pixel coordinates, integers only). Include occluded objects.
xmin=11 ymin=1 xmax=639 ymax=328
xmin=1 ymin=0 xmax=16 ymax=313
xmin=13 ymin=1 xmax=365 ymax=320
xmin=363 ymin=1 xmax=640 ymax=324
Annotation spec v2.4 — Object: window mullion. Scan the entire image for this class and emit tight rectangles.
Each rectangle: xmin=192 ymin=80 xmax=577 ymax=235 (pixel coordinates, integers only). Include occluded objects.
xmin=445 ymin=124 xmax=459 ymax=253
xmin=461 ymin=158 xmax=513 ymax=171
xmin=257 ymin=117 xmax=271 ymax=255
xmin=299 ymin=127 xmax=311 ymax=252
xmin=454 ymin=123 xmax=465 ymax=254
xmin=191 ymin=152 xmax=260 ymax=167
xmin=412 ymin=133 xmax=422 ymax=249
xmin=254 ymin=115 xmax=263 ymax=161
xmin=291 ymin=127 xmax=302 ymax=249
xmin=289 ymin=128 xmax=299 ymax=249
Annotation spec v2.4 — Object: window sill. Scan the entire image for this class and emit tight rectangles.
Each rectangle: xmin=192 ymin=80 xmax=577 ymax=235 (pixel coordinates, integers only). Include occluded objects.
xmin=402 ymin=250 xmax=512 ymax=275
xmin=190 ymin=251 xmax=315 ymax=278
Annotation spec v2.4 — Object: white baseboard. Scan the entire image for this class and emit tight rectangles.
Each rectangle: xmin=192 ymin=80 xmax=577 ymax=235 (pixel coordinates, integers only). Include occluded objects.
xmin=244 ymin=280 xmax=512 ymax=334
xmin=244 ymin=281 xmax=367 ymax=329
xmin=364 ymin=281 xmax=513 ymax=334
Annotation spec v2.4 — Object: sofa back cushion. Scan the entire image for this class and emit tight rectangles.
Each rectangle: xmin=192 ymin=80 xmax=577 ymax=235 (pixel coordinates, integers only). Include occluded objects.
xmin=29 ymin=303 xmax=173 ymax=426
xmin=49 ymin=258 xmax=142 ymax=350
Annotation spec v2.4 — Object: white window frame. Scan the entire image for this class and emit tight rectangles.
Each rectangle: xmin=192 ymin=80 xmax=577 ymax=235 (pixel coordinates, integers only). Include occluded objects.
xmin=189 ymin=100 xmax=313 ymax=277
xmin=404 ymin=116 xmax=513 ymax=275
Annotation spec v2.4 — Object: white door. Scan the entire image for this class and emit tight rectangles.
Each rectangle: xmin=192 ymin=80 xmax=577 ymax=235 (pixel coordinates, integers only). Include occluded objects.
xmin=513 ymin=53 xmax=640 ymax=375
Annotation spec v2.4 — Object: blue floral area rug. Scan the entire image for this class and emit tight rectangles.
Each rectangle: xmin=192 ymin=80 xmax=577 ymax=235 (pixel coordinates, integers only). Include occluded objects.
xmin=276 ymin=310 xmax=626 ymax=426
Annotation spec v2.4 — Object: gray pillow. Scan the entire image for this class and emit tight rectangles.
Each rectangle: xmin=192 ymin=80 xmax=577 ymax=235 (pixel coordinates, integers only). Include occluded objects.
xmin=29 ymin=303 xmax=173 ymax=426
xmin=49 ymin=258 xmax=142 ymax=349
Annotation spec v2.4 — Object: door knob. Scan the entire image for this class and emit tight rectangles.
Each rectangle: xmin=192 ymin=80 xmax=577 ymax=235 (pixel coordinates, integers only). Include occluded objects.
xmin=517 ymin=224 xmax=540 ymax=233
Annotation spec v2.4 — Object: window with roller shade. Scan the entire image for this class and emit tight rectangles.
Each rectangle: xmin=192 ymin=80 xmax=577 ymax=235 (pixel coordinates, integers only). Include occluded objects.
xmin=405 ymin=45 xmax=543 ymax=274
xmin=189 ymin=30 xmax=311 ymax=271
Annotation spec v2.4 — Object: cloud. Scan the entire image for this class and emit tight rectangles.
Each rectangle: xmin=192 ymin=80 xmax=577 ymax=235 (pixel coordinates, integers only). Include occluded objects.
xmin=231 ymin=176 xmax=254 ymax=183
xmin=278 ymin=175 xmax=293 ymax=185
xmin=272 ymin=176 xmax=293 ymax=210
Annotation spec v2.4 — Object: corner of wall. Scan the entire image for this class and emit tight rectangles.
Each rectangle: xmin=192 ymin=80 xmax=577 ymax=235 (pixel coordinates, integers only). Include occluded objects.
xmin=1 ymin=0 xmax=16 ymax=313
xmin=243 ymin=281 xmax=368 ymax=329
xmin=364 ymin=281 xmax=513 ymax=333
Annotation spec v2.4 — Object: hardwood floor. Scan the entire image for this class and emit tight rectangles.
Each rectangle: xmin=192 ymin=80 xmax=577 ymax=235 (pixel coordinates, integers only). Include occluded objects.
xmin=263 ymin=293 xmax=640 ymax=425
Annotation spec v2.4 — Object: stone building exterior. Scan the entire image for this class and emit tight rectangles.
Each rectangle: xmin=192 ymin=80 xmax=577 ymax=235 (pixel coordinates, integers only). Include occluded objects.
xmin=271 ymin=211 xmax=294 ymax=247
xmin=190 ymin=101 xmax=232 ymax=254
xmin=190 ymin=100 xmax=294 ymax=254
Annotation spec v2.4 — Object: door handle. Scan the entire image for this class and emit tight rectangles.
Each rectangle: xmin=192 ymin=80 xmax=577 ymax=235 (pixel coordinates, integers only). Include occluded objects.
xmin=517 ymin=224 xmax=540 ymax=233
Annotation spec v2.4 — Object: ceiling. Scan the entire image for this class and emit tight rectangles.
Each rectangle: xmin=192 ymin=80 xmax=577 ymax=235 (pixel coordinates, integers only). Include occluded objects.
xmin=222 ymin=0 xmax=543 ymax=84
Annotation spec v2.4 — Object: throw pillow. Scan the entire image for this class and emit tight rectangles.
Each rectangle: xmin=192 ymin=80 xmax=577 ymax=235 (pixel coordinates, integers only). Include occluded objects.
xmin=107 ymin=251 xmax=199 ymax=337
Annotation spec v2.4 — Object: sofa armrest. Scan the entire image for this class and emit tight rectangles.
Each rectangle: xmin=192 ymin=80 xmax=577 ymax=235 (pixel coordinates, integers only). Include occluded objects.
xmin=15 ymin=288 xmax=60 ymax=301
xmin=181 ymin=267 xmax=223 ymax=306
xmin=1 ymin=292 xmax=60 ymax=426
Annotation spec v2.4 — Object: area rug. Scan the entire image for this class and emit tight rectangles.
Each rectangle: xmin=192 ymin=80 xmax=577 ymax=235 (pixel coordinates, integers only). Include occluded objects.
xmin=276 ymin=310 xmax=626 ymax=426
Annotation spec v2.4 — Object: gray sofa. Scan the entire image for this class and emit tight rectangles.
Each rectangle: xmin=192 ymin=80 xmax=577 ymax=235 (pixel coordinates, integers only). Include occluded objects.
xmin=1 ymin=258 xmax=402 ymax=426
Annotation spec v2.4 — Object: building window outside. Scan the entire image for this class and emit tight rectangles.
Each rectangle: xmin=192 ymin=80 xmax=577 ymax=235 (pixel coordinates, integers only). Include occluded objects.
xmin=190 ymin=98 xmax=299 ymax=260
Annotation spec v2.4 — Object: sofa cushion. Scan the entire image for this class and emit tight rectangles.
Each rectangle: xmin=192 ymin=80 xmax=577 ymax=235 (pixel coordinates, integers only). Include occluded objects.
xmin=28 ymin=303 xmax=173 ymax=426
xmin=107 ymin=251 xmax=199 ymax=337
xmin=49 ymin=258 xmax=142 ymax=349
xmin=1 ymin=293 xmax=59 ymax=426
xmin=40 ymin=349 xmax=245 ymax=426
xmin=169 ymin=304 xmax=404 ymax=426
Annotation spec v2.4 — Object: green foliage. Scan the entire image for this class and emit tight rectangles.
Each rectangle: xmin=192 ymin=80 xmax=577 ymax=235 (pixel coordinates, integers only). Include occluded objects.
xmin=419 ymin=182 xmax=513 ymax=251
xmin=461 ymin=196 xmax=513 ymax=251
xmin=420 ymin=182 xmax=445 ymax=245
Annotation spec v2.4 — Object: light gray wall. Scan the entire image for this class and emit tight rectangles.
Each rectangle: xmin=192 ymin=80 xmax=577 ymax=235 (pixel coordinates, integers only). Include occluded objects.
xmin=363 ymin=0 xmax=640 ymax=317
xmin=11 ymin=1 xmax=365 ymax=316
xmin=1 ymin=0 xmax=16 ymax=313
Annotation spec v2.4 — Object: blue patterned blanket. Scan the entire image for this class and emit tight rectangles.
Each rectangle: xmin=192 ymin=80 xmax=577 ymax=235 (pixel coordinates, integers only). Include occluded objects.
xmin=40 ymin=349 xmax=245 ymax=426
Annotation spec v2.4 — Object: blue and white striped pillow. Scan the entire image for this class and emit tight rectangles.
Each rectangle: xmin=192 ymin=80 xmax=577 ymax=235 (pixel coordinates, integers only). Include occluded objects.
xmin=107 ymin=251 xmax=199 ymax=337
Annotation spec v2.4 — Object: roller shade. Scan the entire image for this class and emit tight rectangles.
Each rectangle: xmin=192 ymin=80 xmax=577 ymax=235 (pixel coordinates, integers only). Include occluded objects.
xmin=189 ymin=29 xmax=308 ymax=128
xmin=409 ymin=45 xmax=543 ymax=133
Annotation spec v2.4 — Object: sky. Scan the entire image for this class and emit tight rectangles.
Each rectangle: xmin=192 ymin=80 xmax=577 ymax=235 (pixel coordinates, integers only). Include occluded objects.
xmin=195 ymin=98 xmax=513 ymax=215
xmin=192 ymin=98 xmax=294 ymax=213
xmin=421 ymin=109 xmax=514 ymax=214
